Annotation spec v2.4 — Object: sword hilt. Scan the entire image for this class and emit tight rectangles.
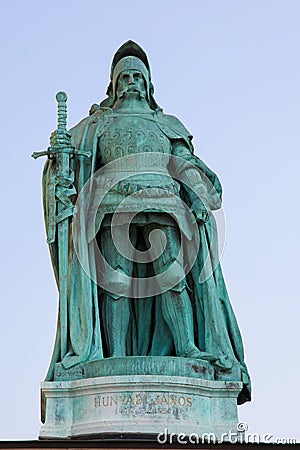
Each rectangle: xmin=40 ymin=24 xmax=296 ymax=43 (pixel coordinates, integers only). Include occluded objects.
xmin=56 ymin=91 xmax=68 ymax=132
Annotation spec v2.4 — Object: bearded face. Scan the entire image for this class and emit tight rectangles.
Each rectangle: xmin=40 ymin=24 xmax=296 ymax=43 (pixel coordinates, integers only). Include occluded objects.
xmin=115 ymin=69 xmax=147 ymax=101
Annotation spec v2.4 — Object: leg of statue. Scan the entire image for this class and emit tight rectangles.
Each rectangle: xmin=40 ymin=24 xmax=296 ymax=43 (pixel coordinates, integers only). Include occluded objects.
xmin=99 ymin=218 xmax=137 ymax=358
xmin=160 ymin=289 xmax=201 ymax=358
xmin=101 ymin=294 xmax=130 ymax=358
xmin=144 ymin=222 xmax=202 ymax=358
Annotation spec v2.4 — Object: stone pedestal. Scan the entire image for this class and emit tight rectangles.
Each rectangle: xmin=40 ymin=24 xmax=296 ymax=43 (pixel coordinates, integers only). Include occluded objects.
xmin=40 ymin=357 xmax=242 ymax=441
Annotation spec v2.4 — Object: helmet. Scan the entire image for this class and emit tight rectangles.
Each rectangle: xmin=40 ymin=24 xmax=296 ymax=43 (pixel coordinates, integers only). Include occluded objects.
xmin=112 ymin=55 xmax=150 ymax=101
xmin=100 ymin=40 xmax=160 ymax=110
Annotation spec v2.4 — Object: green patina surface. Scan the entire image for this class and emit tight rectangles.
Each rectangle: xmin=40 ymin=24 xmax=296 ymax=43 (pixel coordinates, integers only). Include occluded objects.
xmin=34 ymin=41 xmax=251 ymax=408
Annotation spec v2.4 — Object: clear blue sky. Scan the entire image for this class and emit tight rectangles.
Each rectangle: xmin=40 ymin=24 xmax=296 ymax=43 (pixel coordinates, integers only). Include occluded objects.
xmin=0 ymin=0 xmax=299 ymax=442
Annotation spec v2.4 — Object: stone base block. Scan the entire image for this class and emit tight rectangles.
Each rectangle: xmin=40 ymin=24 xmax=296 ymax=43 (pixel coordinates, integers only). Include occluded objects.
xmin=40 ymin=374 xmax=242 ymax=440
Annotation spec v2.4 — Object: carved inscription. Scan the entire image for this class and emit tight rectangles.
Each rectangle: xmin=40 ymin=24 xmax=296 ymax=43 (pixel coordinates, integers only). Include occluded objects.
xmin=93 ymin=393 xmax=192 ymax=416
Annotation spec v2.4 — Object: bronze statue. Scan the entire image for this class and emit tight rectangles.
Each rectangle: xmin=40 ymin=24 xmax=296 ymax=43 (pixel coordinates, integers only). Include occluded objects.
xmin=39 ymin=41 xmax=250 ymax=405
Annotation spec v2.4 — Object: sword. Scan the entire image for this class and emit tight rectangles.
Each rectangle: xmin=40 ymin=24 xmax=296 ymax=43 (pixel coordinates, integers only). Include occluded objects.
xmin=55 ymin=91 xmax=70 ymax=358
xmin=32 ymin=92 xmax=76 ymax=359
xmin=32 ymin=92 xmax=92 ymax=359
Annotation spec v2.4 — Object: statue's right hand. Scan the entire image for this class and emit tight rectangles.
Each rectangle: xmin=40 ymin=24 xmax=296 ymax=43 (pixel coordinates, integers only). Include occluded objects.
xmin=50 ymin=130 xmax=71 ymax=148
xmin=190 ymin=198 xmax=210 ymax=223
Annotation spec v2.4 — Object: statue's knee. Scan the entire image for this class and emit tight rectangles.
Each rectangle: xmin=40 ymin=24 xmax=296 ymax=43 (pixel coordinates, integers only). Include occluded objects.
xmin=100 ymin=266 xmax=132 ymax=299
xmin=156 ymin=259 xmax=186 ymax=293
xmin=170 ymin=278 xmax=186 ymax=293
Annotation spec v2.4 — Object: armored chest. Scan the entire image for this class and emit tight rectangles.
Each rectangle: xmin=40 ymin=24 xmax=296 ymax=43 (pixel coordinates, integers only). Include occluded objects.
xmin=99 ymin=113 xmax=171 ymax=165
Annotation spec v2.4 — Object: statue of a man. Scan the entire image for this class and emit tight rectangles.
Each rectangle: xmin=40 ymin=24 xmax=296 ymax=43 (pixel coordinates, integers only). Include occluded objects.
xmin=43 ymin=41 xmax=250 ymax=404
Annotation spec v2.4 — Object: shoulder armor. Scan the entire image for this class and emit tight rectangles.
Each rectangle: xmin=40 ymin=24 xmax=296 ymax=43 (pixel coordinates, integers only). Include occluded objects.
xmin=156 ymin=112 xmax=193 ymax=141
xmin=69 ymin=116 xmax=89 ymax=147
xmin=70 ymin=107 xmax=113 ymax=148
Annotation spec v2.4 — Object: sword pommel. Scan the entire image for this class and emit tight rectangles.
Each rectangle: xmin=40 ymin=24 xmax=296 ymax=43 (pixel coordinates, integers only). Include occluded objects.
xmin=56 ymin=91 xmax=67 ymax=102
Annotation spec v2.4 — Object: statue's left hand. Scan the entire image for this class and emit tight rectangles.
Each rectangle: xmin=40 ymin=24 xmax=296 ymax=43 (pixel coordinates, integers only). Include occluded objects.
xmin=190 ymin=198 xmax=210 ymax=223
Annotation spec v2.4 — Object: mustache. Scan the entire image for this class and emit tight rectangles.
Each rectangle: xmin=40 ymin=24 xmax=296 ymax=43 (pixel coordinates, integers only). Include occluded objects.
xmin=118 ymin=87 xmax=146 ymax=99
